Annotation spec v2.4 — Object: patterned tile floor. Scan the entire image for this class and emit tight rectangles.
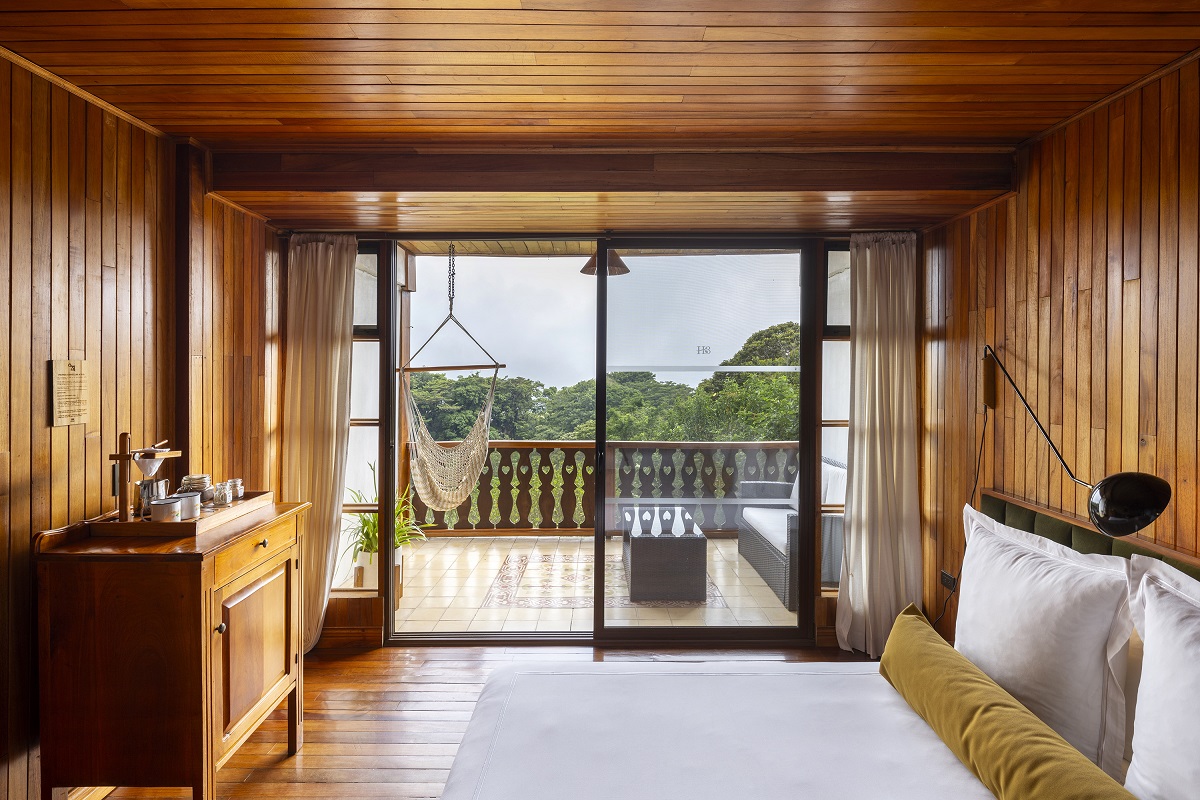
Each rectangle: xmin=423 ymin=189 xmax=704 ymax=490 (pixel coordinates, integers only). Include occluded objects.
xmin=395 ymin=535 xmax=798 ymax=633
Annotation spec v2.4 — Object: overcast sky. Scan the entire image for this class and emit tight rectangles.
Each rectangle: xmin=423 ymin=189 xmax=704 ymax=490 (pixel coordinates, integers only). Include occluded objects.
xmin=407 ymin=252 xmax=803 ymax=389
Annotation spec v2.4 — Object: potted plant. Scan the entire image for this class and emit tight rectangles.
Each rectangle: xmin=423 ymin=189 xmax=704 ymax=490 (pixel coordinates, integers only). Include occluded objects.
xmin=344 ymin=463 xmax=429 ymax=598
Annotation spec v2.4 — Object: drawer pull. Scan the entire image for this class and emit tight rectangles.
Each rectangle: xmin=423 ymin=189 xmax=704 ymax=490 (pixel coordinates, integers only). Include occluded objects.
xmin=257 ymin=538 xmax=269 ymax=548
xmin=215 ymin=622 xmax=227 ymax=634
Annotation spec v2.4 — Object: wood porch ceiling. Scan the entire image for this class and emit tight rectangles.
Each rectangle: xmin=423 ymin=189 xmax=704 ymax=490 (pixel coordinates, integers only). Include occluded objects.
xmin=1 ymin=2 xmax=1198 ymax=152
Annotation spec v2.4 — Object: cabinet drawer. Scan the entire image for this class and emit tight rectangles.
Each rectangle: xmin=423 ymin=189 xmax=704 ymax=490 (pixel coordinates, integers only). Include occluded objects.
xmin=214 ymin=516 xmax=296 ymax=586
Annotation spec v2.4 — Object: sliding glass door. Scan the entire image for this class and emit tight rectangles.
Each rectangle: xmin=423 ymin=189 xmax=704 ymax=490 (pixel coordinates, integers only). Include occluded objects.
xmin=596 ymin=240 xmax=821 ymax=641
xmin=380 ymin=236 xmax=839 ymax=645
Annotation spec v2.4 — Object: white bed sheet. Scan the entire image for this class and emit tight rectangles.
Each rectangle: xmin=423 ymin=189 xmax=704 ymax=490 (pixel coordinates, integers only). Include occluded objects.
xmin=442 ymin=661 xmax=994 ymax=800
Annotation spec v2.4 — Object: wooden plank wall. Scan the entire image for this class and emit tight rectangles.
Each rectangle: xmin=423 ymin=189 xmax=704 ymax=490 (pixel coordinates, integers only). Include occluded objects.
xmin=921 ymin=59 xmax=1200 ymax=636
xmin=0 ymin=52 xmax=285 ymax=800
xmin=0 ymin=56 xmax=174 ymax=800
xmin=187 ymin=196 xmax=283 ymax=496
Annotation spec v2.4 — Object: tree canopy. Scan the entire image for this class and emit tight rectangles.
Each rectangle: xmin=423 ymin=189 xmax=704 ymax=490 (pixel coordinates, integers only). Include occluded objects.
xmin=407 ymin=322 xmax=799 ymax=442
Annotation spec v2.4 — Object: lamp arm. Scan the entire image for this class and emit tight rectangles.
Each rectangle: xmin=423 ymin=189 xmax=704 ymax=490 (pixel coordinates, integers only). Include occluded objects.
xmin=983 ymin=345 xmax=1092 ymax=491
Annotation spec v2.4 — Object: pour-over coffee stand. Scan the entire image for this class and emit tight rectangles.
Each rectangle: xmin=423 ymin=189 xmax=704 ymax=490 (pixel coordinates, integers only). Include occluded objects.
xmin=108 ymin=432 xmax=181 ymax=521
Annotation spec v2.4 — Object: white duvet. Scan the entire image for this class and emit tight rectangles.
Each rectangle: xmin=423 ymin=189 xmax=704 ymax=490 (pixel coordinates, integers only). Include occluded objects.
xmin=442 ymin=661 xmax=994 ymax=800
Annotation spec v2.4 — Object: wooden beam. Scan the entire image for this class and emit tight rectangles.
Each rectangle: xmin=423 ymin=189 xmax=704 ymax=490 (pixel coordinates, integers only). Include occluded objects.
xmin=212 ymin=150 xmax=1014 ymax=194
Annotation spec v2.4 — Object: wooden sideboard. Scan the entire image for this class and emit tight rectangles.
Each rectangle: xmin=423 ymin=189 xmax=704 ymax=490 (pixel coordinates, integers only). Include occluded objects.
xmin=35 ymin=501 xmax=310 ymax=800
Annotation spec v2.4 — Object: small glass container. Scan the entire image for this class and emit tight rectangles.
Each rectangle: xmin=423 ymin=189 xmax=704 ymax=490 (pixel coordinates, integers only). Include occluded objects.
xmin=212 ymin=482 xmax=234 ymax=507
xmin=228 ymin=477 xmax=244 ymax=499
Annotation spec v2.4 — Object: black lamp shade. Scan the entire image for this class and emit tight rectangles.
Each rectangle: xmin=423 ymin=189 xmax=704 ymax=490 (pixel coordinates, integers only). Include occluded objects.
xmin=1087 ymin=472 xmax=1172 ymax=537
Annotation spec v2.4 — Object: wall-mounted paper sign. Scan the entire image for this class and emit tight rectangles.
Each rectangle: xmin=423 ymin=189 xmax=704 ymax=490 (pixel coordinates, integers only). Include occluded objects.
xmin=51 ymin=359 xmax=89 ymax=426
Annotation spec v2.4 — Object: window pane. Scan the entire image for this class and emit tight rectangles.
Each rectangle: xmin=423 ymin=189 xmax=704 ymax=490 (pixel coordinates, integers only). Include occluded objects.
xmin=827 ymin=248 xmax=850 ymax=327
xmin=822 ymin=340 xmax=850 ymax=421
xmin=354 ymin=252 xmax=378 ymax=327
xmin=351 ymin=340 xmax=380 ymax=419
xmin=605 ymin=250 xmax=801 ymax=630
xmin=821 ymin=427 xmax=848 ymax=479
xmin=344 ymin=425 xmax=380 ymax=504
xmin=333 ymin=512 xmax=376 ymax=590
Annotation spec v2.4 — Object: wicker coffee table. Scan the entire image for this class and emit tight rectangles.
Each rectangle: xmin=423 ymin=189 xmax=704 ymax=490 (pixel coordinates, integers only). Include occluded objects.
xmin=620 ymin=505 xmax=707 ymax=602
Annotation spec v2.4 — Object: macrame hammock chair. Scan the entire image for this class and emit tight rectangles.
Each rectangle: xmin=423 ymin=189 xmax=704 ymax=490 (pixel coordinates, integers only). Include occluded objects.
xmin=402 ymin=244 xmax=505 ymax=511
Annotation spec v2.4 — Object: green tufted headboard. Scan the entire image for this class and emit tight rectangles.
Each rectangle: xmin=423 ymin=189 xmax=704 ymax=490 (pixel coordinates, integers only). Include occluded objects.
xmin=978 ymin=490 xmax=1200 ymax=583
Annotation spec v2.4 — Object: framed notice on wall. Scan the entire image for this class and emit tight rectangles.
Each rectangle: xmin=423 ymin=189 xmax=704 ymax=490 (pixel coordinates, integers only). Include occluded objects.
xmin=50 ymin=359 xmax=89 ymax=427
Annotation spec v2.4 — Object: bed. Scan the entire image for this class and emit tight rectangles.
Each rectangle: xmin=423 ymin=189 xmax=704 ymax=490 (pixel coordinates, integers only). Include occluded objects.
xmin=444 ymin=494 xmax=1200 ymax=800
xmin=441 ymin=660 xmax=995 ymax=800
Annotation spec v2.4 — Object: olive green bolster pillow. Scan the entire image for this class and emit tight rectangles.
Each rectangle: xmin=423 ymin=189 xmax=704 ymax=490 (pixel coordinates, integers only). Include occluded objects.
xmin=879 ymin=604 xmax=1135 ymax=800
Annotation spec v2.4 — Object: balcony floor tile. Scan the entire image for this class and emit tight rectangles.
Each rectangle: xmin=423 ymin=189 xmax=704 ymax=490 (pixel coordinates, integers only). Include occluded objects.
xmin=394 ymin=535 xmax=806 ymax=634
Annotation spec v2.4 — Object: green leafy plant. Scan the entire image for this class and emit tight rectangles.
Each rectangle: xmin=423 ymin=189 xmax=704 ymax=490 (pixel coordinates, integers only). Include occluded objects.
xmin=344 ymin=463 xmax=430 ymax=562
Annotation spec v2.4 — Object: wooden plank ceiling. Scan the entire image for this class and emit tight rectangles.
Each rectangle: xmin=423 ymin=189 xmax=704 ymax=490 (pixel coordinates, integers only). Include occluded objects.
xmin=3 ymin=1 xmax=1198 ymax=150
xmin=2 ymin=2 xmax=1198 ymax=231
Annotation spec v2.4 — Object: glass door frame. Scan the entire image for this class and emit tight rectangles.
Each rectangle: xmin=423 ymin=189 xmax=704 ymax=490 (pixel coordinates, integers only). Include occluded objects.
xmin=379 ymin=233 xmax=834 ymax=647
xmin=381 ymin=235 xmax=600 ymax=646
xmin=592 ymin=235 xmax=828 ymax=647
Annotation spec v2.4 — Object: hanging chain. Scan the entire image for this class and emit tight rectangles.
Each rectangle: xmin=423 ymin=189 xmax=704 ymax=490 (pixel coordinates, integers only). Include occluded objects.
xmin=447 ymin=242 xmax=456 ymax=315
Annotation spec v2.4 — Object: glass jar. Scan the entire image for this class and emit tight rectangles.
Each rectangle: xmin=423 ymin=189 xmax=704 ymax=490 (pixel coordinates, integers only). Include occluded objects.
xmin=228 ymin=477 xmax=244 ymax=499
xmin=212 ymin=482 xmax=234 ymax=507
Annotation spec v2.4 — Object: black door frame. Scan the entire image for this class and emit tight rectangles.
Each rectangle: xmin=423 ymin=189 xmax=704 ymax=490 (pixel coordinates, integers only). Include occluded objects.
xmin=591 ymin=236 xmax=824 ymax=647
xmin=375 ymin=233 xmax=835 ymax=648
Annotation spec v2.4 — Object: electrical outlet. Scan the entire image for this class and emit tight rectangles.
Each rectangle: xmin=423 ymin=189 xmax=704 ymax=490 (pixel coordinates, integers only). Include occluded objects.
xmin=940 ymin=570 xmax=958 ymax=592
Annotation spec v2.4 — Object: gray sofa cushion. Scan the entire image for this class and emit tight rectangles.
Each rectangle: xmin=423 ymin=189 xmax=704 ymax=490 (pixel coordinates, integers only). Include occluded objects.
xmin=742 ymin=507 xmax=793 ymax=554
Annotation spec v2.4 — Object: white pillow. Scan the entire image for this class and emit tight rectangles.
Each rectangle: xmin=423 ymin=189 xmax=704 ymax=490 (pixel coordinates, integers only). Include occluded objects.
xmin=1123 ymin=628 xmax=1143 ymax=770
xmin=1124 ymin=556 xmax=1200 ymax=800
xmin=955 ymin=504 xmax=1132 ymax=777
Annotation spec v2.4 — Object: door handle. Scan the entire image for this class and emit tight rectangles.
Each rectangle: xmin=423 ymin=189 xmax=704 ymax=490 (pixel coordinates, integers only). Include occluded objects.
xmin=215 ymin=622 xmax=227 ymax=634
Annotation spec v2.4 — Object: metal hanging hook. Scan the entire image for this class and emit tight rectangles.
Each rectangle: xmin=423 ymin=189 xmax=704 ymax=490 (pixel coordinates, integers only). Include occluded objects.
xmin=400 ymin=240 xmax=504 ymax=373
xmin=447 ymin=242 xmax=456 ymax=316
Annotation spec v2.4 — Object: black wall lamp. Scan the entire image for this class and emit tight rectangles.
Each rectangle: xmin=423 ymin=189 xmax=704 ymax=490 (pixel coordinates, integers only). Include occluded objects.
xmin=983 ymin=344 xmax=1171 ymax=537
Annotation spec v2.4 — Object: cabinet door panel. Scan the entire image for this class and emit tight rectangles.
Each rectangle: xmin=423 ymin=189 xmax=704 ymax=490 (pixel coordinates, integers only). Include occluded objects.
xmin=212 ymin=549 xmax=297 ymax=757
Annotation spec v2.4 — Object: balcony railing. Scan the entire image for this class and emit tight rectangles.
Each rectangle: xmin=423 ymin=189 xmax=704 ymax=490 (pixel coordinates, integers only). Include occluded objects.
xmin=409 ymin=440 xmax=800 ymax=534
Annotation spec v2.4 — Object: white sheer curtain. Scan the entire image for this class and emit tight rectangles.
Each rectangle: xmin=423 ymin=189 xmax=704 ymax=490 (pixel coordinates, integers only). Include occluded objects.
xmin=281 ymin=233 xmax=358 ymax=651
xmin=836 ymin=231 xmax=922 ymax=657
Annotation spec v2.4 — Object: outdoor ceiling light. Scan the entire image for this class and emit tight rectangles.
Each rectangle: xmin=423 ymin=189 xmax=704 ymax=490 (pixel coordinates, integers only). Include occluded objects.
xmin=580 ymin=251 xmax=630 ymax=275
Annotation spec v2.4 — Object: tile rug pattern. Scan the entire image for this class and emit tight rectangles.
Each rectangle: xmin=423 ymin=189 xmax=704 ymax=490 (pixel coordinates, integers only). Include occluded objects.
xmin=483 ymin=553 xmax=727 ymax=609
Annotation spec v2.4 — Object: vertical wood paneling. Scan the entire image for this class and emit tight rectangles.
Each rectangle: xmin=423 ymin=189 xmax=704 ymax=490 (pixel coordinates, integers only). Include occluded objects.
xmin=1 ymin=57 xmax=15 ymax=800
xmin=2 ymin=51 xmax=286 ymax=800
xmin=0 ymin=58 xmax=175 ymax=800
xmin=9 ymin=67 xmax=34 ymax=800
xmin=1177 ymin=61 xmax=1200 ymax=556
xmin=50 ymin=86 xmax=69 ymax=531
xmin=190 ymin=195 xmax=281 ymax=495
xmin=84 ymin=103 xmax=102 ymax=521
xmin=31 ymin=76 xmax=52 ymax=541
xmin=67 ymin=93 xmax=86 ymax=526
xmin=129 ymin=127 xmax=145 ymax=480
xmin=922 ymin=58 xmax=1200 ymax=635
xmin=0 ymin=62 xmax=11 ymax=798
xmin=1062 ymin=123 xmax=1079 ymax=516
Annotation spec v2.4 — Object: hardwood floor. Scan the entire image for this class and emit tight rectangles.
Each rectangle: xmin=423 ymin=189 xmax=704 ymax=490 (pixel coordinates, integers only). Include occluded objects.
xmin=109 ymin=645 xmax=863 ymax=799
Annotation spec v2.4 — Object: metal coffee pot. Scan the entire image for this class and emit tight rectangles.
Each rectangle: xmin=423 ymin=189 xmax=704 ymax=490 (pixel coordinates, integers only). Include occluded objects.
xmin=135 ymin=478 xmax=170 ymax=518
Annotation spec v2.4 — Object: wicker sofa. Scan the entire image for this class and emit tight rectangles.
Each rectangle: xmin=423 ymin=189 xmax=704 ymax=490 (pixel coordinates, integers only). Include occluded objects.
xmin=737 ymin=458 xmax=846 ymax=611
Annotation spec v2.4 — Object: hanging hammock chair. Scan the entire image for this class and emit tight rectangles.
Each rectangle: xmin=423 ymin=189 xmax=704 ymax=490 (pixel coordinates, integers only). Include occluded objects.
xmin=401 ymin=244 xmax=505 ymax=511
